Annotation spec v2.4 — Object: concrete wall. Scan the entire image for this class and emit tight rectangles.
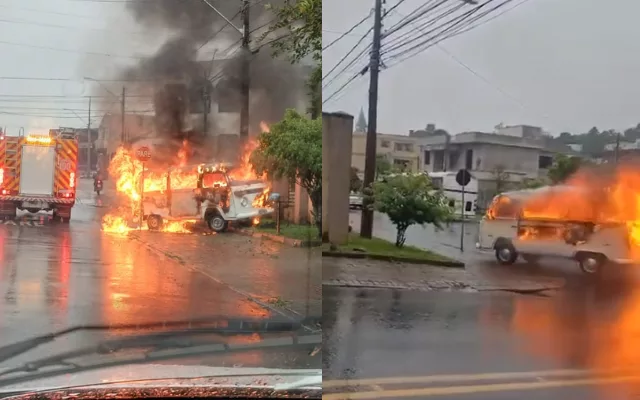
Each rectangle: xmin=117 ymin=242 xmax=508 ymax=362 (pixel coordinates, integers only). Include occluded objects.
xmin=323 ymin=112 xmax=353 ymax=244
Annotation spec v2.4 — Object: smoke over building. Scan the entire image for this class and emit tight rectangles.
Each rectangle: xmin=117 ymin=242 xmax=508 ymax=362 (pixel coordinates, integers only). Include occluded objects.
xmin=111 ymin=0 xmax=308 ymax=163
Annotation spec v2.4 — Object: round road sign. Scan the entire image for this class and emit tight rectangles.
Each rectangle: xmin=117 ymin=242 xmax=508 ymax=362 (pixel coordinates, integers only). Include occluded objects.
xmin=135 ymin=146 xmax=151 ymax=162
xmin=455 ymin=169 xmax=471 ymax=187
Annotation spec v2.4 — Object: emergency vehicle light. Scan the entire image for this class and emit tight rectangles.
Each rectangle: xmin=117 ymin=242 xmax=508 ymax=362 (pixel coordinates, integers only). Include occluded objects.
xmin=26 ymin=135 xmax=53 ymax=145
xmin=0 ymin=168 xmax=4 ymax=186
xmin=69 ymin=172 xmax=75 ymax=188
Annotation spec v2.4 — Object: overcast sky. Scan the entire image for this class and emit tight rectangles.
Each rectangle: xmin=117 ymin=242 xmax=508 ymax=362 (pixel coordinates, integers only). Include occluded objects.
xmin=0 ymin=0 xmax=240 ymax=136
xmin=322 ymin=0 xmax=640 ymax=136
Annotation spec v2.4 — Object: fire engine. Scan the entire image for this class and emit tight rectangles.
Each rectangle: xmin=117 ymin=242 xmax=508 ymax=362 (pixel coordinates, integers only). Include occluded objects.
xmin=0 ymin=130 xmax=78 ymax=222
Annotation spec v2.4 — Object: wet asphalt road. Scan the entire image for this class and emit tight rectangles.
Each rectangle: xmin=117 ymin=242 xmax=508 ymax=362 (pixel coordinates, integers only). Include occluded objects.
xmin=323 ymin=283 xmax=640 ymax=400
xmin=0 ymin=179 xmax=319 ymax=376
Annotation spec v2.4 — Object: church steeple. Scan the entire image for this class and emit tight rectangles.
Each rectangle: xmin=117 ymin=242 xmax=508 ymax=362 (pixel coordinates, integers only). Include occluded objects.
xmin=355 ymin=107 xmax=367 ymax=132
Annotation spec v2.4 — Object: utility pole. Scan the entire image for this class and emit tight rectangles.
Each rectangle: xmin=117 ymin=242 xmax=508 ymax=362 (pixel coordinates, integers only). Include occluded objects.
xmin=203 ymin=85 xmax=210 ymax=135
xmin=360 ymin=0 xmax=383 ymax=239
xmin=614 ymin=131 xmax=621 ymax=165
xmin=87 ymin=97 xmax=92 ymax=173
xmin=121 ymin=87 xmax=126 ymax=146
xmin=240 ymin=0 xmax=250 ymax=147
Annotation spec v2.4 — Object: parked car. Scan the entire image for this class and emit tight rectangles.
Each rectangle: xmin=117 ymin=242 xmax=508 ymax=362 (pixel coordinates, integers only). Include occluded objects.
xmin=349 ymin=192 xmax=363 ymax=210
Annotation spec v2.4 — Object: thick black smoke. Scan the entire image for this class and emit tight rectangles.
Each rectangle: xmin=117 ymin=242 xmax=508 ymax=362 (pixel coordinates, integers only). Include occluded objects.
xmin=120 ymin=0 xmax=305 ymax=161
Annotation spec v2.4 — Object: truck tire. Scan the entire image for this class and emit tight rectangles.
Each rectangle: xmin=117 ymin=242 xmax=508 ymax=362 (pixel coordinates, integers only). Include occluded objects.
xmin=207 ymin=213 xmax=228 ymax=233
xmin=147 ymin=215 xmax=163 ymax=231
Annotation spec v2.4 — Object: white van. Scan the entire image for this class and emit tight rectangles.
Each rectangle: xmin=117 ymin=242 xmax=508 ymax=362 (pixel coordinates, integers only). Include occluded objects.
xmin=142 ymin=163 xmax=278 ymax=232
xmin=476 ymin=185 xmax=635 ymax=275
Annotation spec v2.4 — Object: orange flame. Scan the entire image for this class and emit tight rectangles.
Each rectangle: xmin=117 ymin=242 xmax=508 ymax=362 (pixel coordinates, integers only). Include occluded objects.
xmin=508 ymin=163 xmax=640 ymax=259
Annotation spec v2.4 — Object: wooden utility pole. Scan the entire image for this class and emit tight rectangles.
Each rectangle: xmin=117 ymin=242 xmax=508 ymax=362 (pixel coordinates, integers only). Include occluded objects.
xmin=87 ymin=97 xmax=92 ymax=172
xmin=121 ymin=87 xmax=126 ymax=145
xmin=240 ymin=0 xmax=250 ymax=146
xmin=203 ymin=85 xmax=210 ymax=135
xmin=360 ymin=0 xmax=383 ymax=239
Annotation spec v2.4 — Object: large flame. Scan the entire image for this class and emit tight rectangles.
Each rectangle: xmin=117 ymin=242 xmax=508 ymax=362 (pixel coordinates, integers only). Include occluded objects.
xmin=493 ymin=163 xmax=640 ymax=259
xmin=102 ymin=122 xmax=272 ymax=235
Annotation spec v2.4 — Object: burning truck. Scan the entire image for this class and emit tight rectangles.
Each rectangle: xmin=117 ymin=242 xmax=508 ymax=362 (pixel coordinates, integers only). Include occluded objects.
xmin=476 ymin=164 xmax=640 ymax=276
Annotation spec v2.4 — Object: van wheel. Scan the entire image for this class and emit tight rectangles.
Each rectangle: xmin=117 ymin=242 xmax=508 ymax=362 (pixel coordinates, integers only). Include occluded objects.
xmin=576 ymin=252 xmax=606 ymax=275
xmin=207 ymin=213 xmax=228 ymax=233
xmin=495 ymin=241 xmax=518 ymax=265
xmin=147 ymin=215 xmax=163 ymax=231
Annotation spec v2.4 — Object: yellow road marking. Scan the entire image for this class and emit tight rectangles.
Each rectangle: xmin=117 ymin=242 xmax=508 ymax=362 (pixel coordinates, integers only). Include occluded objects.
xmin=323 ymin=366 xmax=639 ymax=388
xmin=323 ymin=374 xmax=640 ymax=399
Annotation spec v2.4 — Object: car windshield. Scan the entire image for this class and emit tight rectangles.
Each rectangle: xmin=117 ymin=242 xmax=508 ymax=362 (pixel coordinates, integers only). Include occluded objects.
xmin=0 ymin=0 xmax=321 ymax=396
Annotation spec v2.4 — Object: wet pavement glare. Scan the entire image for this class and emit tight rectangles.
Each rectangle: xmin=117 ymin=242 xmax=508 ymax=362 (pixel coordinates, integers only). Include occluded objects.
xmin=323 ymin=278 xmax=640 ymax=400
xmin=0 ymin=180 xmax=319 ymax=373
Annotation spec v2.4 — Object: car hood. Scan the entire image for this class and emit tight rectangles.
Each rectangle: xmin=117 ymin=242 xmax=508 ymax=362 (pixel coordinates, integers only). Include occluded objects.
xmin=0 ymin=364 xmax=321 ymax=394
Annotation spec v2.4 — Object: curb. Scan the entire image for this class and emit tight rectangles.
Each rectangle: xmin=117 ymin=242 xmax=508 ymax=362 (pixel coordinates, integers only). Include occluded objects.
xmin=237 ymin=229 xmax=322 ymax=248
xmin=323 ymin=278 xmax=564 ymax=293
xmin=322 ymin=250 xmax=465 ymax=268
xmin=128 ymin=233 xmax=319 ymax=332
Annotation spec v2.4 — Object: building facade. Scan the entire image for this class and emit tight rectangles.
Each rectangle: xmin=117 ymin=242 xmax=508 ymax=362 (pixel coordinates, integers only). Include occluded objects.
xmin=351 ymin=131 xmax=420 ymax=175
xmin=417 ymin=127 xmax=570 ymax=208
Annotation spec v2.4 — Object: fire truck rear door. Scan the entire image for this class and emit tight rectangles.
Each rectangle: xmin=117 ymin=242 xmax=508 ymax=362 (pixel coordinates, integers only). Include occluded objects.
xmin=20 ymin=144 xmax=55 ymax=196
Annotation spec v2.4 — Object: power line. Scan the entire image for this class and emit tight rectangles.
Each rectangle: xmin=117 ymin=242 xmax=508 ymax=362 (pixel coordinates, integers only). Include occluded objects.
xmin=323 ymin=72 xmax=365 ymax=105
xmin=382 ymin=1 xmax=465 ymax=52
xmin=382 ymin=0 xmax=504 ymax=66
xmin=444 ymin=0 xmax=529 ymax=39
xmin=0 ymin=39 xmax=144 ymax=59
xmin=0 ymin=16 xmax=147 ymax=35
xmin=381 ymin=1 xmax=489 ymax=58
xmin=322 ymin=11 xmax=372 ymax=51
xmin=322 ymin=28 xmax=372 ymax=82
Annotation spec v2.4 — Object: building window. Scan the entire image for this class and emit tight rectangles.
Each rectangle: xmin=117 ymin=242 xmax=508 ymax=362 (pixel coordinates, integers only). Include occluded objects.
xmin=465 ymin=149 xmax=473 ymax=170
xmin=381 ymin=140 xmax=390 ymax=148
xmin=394 ymin=142 xmax=402 ymax=151
xmin=404 ymin=144 xmax=413 ymax=152
xmin=423 ymin=151 xmax=431 ymax=165
xmin=538 ymin=155 xmax=553 ymax=169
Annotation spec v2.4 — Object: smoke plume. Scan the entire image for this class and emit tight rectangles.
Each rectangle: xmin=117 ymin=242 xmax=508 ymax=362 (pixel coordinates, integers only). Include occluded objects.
xmin=115 ymin=0 xmax=306 ymax=162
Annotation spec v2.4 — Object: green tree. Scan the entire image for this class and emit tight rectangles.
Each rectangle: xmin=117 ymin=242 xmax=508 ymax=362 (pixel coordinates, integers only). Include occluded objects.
xmin=366 ymin=174 xmax=452 ymax=247
xmin=492 ymin=165 xmax=510 ymax=194
xmin=519 ymin=178 xmax=546 ymax=190
xmin=250 ymin=109 xmax=322 ymax=235
xmin=375 ymin=154 xmax=392 ymax=179
xmin=548 ymin=154 xmax=584 ymax=184
xmin=263 ymin=0 xmax=321 ymax=117
xmin=350 ymin=167 xmax=362 ymax=192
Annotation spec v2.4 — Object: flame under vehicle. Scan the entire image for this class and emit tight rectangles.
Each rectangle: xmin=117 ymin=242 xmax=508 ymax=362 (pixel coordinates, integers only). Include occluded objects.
xmin=0 ymin=132 xmax=78 ymax=222
xmin=476 ymin=185 xmax=635 ymax=276
xmin=142 ymin=163 xmax=276 ymax=233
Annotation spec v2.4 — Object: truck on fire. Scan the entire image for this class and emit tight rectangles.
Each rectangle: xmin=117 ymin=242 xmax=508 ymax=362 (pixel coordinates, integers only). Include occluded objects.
xmin=476 ymin=185 xmax=635 ymax=276
xmin=0 ymin=130 xmax=78 ymax=222
xmin=141 ymin=162 xmax=277 ymax=232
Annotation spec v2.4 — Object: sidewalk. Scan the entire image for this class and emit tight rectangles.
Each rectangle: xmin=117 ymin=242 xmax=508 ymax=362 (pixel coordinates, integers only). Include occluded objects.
xmin=323 ymin=255 xmax=566 ymax=293
xmin=131 ymin=231 xmax=322 ymax=318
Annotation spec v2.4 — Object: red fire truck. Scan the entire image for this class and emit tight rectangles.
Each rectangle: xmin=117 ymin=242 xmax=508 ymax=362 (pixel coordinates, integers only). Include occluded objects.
xmin=0 ymin=130 xmax=78 ymax=222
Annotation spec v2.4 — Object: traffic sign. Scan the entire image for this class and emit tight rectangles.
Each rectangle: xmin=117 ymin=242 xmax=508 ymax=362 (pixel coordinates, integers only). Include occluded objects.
xmin=135 ymin=146 xmax=151 ymax=162
xmin=455 ymin=169 xmax=471 ymax=187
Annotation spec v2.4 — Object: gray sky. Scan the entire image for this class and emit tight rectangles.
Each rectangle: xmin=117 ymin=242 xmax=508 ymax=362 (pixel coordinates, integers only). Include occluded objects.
xmin=322 ymin=0 xmax=640 ymax=136
xmin=0 ymin=0 xmax=240 ymax=136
